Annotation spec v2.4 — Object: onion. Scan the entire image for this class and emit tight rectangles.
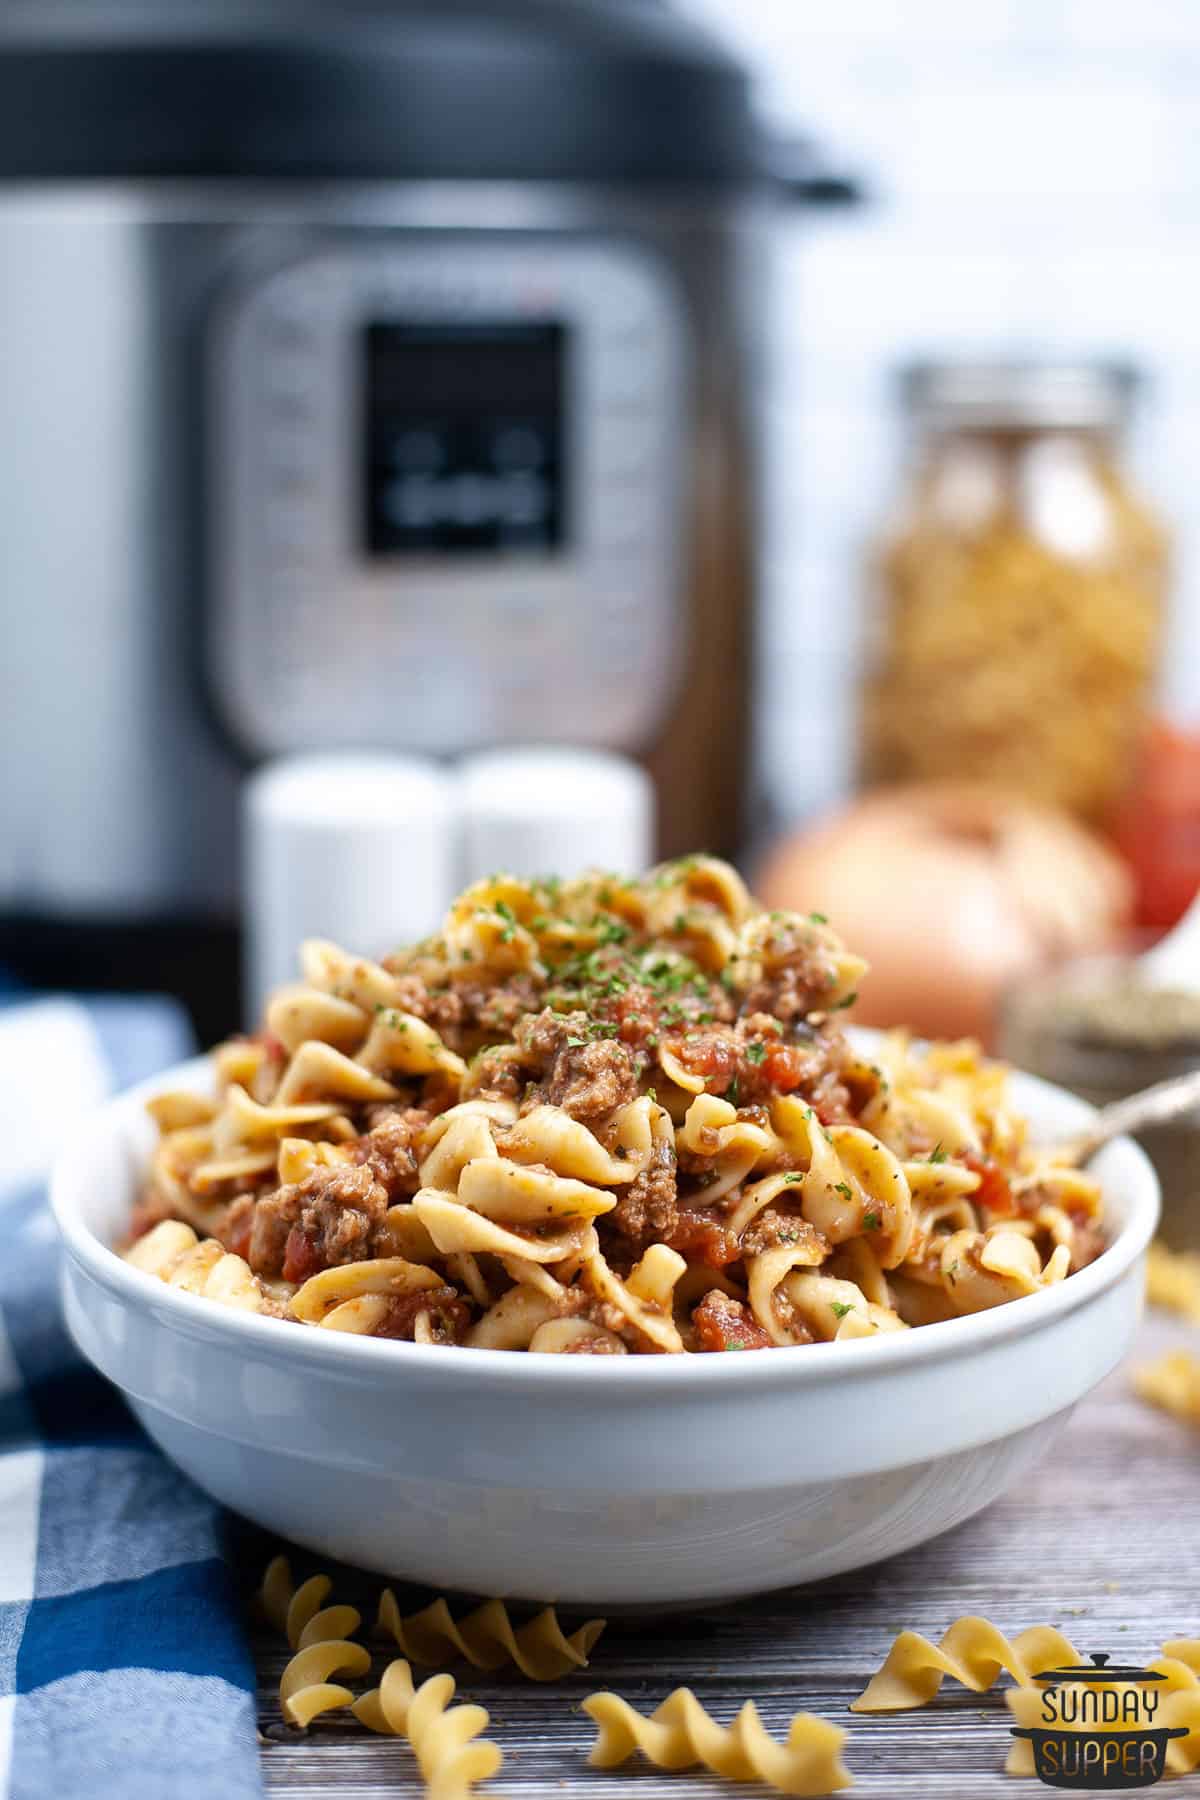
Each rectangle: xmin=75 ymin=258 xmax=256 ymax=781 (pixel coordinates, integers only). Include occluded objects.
xmin=755 ymin=784 xmax=1132 ymax=1044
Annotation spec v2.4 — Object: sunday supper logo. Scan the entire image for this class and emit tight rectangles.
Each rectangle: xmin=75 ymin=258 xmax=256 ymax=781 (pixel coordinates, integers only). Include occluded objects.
xmin=1007 ymin=1653 xmax=1188 ymax=1790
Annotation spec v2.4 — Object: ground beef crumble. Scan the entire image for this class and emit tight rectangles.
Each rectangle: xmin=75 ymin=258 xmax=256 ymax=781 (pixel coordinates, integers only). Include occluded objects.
xmin=740 ymin=926 xmax=844 ymax=1023
xmin=229 ymin=1162 xmax=388 ymax=1283
xmin=605 ymin=1137 xmax=679 ymax=1257
xmin=516 ymin=1009 xmax=639 ymax=1121
xmin=384 ymin=971 xmax=546 ymax=1057
xmin=351 ymin=1105 xmax=429 ymax=1202
xmin=374 ymin=1286 xmax=472 ymax=1343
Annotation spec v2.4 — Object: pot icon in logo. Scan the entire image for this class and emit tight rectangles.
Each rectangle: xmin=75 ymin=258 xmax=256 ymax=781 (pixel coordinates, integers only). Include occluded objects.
xmin=1009 ymin=1652 xmax=1188 ymax=1789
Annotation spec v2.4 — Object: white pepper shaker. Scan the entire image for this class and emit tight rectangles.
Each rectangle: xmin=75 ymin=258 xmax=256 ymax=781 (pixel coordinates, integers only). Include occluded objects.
xmin=457 ymin=747 xmax=654 ymax=887
xmin=242 ymin=752 xmax=457 ymax=1026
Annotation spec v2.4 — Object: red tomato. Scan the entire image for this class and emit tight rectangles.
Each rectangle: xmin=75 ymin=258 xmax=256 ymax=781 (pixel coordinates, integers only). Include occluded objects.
xmin=963 ymin=1150 xmax=1016 ymax=1217
xmin=282 ymin=1227 xmax=322 ymax=1285
xmin=1112 ymin=720 xmax=1200 ymax=929
xmin=762 ymin=1041 xmax=806 ymax=1092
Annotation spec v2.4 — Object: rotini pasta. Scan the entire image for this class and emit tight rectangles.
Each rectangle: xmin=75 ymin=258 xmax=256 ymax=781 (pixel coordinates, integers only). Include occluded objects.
xmin=853 ymin=1618 xmax=1200 ymax=1728
xmin=1134 ymin=1348 xmax=1200 ymax=1427
xmin=376 ymin=1588 xmax=605 ymax=1682
xmin=279 ymin=1636 xmax=372 ymax=1727
xmin=353 ymin=1659 xmax=504 ymax=1800
xmin=1145 ymin=1241 xmax=1200 ymax=1322
xmin=262 ymin=1555 xmax=370 ymax=1727
xmin=124 ymin=857 xmax=1105 ymax=1353
xmin=260 ymin=1555 xmax=361 ymax=1649
xmin=583 ymin=1688 xmax=852 ymax=1795
xmin=850 ymin=1616 xmax=1085 ymax=1711
xmin=262 ymin=1559 xmax=505 ymax=1795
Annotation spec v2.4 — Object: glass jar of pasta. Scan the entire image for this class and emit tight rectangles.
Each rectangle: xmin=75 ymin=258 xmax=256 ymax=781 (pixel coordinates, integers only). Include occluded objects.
xmin=859 ymin=361 xmax=1168 ymax=822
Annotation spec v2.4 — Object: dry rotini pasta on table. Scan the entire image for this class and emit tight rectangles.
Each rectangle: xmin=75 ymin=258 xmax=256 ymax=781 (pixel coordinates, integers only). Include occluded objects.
xmin=123 ymin=856 xmax=1107 ymax=1353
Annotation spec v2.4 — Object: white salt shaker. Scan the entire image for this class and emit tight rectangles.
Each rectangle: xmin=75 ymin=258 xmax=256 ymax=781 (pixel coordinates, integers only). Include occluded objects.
xmin=457 ymin=747 xmax=654 ymax=887
xmin=242 ymin=752 xmax=457 ymax=1026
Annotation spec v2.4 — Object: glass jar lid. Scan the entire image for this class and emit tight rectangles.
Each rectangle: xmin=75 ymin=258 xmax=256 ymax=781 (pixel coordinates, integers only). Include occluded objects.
xmin=902 ymin=360 xmax=1142 ymax=433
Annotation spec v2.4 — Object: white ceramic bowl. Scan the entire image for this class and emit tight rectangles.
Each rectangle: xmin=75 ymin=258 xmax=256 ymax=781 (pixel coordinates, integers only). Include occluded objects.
xmin=52 ymin=1052 xmax=1158 ymax=1608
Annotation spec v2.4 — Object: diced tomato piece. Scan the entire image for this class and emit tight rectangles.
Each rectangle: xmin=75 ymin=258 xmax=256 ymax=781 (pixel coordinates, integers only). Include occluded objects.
xmin=963 ymin=1150 xmax=1016 ymax=1217
xmin=226 ymin=1210 xmax=253 ymax=1263
xmin=691 ymin=1290 xmax=772 ymax=1352
xmin=667 ymin=1206 xmax=739 ymax=1268
xmin=674 ymin=1032 xmax=739 ymax=1092
xmin=762 ymin=1041 xmax=806 ymax=1092
xmin=282 ymin=1227 xmax=322 ymax=1285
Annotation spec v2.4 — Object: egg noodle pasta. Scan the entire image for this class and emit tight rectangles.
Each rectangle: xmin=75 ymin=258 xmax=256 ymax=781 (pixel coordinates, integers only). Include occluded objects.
xmin=125 ymin=1218 xmax=269 ymax=1312
xmin=124 ymin=857 xmax=1105 ymax=1354
xmin=583 ymin=1688 xmax=852 ymax=1795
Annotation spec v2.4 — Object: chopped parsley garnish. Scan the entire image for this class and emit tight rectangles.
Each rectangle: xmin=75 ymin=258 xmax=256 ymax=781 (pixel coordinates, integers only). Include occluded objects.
xmin=928 ymin=1143 xmax=947 ymax=1164
xmin=745 ymin=1041 xmax=766 ymax=1066
xmin=862 ymin=1210 xmax=881 ymax=1231
xmin=834 ymin=1181 xmax=853 ymax=1201
xmin=783 ymin=1172 xmax=803 ymax=1184
xmin=831 ymin=990 xmax=858 ymax=1011
xmin=809 ymin=911 xmax=828 ymax=924
xmin=493 ymin=899 xmax=518 ymax=942
xmin=830 ymin=1301 xmax=855 ymax=1320
xmin=726 ymin=1074 xmax=740 ymax=1107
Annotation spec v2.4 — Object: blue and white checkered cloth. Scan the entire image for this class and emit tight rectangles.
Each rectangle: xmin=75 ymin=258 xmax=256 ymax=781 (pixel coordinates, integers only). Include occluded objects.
xmin=0 ymin=994 xmax=261 ymax=1800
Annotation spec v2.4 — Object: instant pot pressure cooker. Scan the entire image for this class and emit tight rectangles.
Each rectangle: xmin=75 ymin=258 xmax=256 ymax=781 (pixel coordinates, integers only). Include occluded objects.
xmin=0 ymin=0 xmax=850 ymax=1029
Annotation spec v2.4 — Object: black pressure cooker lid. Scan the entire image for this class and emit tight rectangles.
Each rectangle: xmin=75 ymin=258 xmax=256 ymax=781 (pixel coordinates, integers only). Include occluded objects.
xmin=0 ymin=0 xmax=773 ymax=184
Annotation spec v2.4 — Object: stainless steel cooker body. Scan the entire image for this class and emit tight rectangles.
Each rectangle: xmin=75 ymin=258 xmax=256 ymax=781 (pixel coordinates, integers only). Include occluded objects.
xmin=0 ymin=180 xmax=766 ymax=921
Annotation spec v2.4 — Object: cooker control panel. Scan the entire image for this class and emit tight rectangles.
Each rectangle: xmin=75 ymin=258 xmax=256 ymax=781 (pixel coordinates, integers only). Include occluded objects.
xmin=209 ymin=241 xmax=687 ymax=757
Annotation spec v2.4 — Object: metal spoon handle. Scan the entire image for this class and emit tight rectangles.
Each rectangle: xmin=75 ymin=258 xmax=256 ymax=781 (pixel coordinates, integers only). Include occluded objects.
xmin=1054 ymin=1066 xmax=1200 ymax=1166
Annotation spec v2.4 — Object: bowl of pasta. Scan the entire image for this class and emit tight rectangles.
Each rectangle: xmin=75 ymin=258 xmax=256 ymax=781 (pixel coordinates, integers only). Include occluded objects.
xmin=52 ymin=857 xmax=1158 ymax=1606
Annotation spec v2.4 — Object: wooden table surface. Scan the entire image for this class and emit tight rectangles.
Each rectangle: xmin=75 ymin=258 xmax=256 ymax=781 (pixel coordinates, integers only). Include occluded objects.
xmin=252 ymin=1310 xmax=1200 ymax=1800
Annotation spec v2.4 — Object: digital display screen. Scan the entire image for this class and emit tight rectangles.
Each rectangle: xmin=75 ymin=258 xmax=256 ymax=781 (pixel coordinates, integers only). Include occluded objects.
xmin=363 ymin=321 xmax=566 ymax=555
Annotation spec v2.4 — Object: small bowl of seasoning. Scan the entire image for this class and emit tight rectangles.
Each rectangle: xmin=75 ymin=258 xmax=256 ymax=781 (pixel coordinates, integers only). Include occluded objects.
xmin=1000 ymin=952 xmax=1200 ymax=1250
